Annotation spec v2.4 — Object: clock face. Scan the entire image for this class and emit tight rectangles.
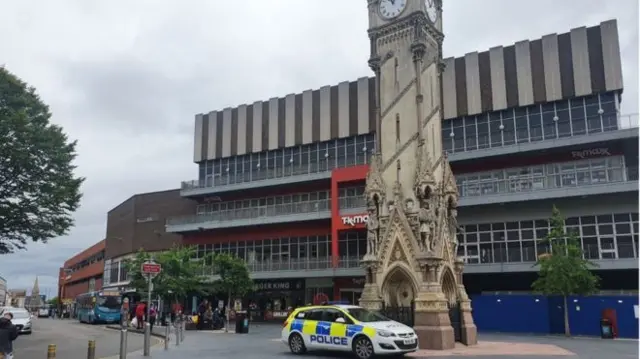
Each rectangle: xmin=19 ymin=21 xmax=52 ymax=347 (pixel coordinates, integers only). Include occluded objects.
xmin=425 ymin=0 xmax=438 ymax=22
xmin=379 ymin=0 xmax=407 ymax=20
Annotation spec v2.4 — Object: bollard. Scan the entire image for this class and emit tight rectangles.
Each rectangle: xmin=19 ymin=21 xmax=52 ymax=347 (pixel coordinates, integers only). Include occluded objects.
xmin=143 ymin=322 xmax=151 ymax=357
xmin=119 ymin=328 xmax=128 ymax=359
xmin=47 ymin=344 xmax=56 ymax=358
xmin=175 ymin=320 xmax=180 ymax=347
xmin=180 ymin=318 xmax=185 ymax=343
xmin=87 ymin=340 xmax=96 ymax=359
xmin=164 ymin=324 xmax=170 ymax=350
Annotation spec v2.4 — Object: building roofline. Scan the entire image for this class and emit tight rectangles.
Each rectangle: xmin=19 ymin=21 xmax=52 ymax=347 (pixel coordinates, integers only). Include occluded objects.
xmin=107 ymin=188 xmax=181 ymax=214
xmin=196 ymin=19 xmax=620 ymax=117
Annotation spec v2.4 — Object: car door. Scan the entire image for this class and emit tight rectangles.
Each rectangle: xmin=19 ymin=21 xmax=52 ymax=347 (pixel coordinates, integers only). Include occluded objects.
xmin=324 ymin=308 xmax=351 ymax=351
xmin=301 ymin=309 xmax=324 ymax=349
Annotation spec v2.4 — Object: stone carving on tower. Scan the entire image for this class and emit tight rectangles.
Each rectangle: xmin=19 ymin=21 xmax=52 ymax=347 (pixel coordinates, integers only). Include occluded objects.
xmin=360 ymin=0 xmax=477 ymax=350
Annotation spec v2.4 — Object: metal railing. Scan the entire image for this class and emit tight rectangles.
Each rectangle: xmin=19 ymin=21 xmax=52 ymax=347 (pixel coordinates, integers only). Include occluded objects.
xmin=168 ymin=195 xmax=367 ymax=227
xmin=463 ymin=243 xmax=636 ymax=265
xmin=182 ymin=158 xmax=368 ymax=191
xmin=167 ymin=199 xmax=331 ymax=226
xmin=458 ymin=167 xmax=638 ymax=198
xmin=447 ymin=113 xmax=638 ymax=154
xmin=338 ymin=256 xmax=364 ymax=269
xmin=198 ymin=257 xmax=333 ymax=275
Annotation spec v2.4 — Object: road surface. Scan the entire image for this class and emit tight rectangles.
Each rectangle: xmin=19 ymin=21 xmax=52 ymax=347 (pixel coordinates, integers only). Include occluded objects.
xmin=12 ymin=317 xmax=154 ymax=358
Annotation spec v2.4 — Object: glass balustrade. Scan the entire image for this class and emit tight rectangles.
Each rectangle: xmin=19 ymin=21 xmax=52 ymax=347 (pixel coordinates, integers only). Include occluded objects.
xmin=182 ymin=162 xmax=333 ymax=191
xmin=458 ymin=167 xmax=637 ymax=198
xmin=167 ymin=199 xmax=332 ymax=226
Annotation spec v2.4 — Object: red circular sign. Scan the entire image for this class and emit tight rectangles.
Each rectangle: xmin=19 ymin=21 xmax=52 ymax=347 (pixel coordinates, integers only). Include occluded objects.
xmin=313 ymin=293 xmax=329 ymax=305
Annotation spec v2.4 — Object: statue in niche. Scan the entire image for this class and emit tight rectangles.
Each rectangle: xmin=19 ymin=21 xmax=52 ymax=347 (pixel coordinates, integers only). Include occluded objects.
xmin=448 ymin=207 xmax=460 ymax=255
xmin=366 ymin=206 xmax=380 ymax=256
xmin=417 ymin=187 xmax=437 ymax=253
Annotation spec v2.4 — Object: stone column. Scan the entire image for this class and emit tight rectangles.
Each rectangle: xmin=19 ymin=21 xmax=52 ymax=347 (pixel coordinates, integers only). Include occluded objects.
xmin=359 ymin=259 xmax=382 ymax=311
xmin=413 ymin=259 xmax=455 ymax=350
xmin=454 ymin=258 xmax=477 ymax=346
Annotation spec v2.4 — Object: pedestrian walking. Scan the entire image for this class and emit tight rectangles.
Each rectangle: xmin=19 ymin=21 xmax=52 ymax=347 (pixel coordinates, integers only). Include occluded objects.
xmin=135 ymin=302 xmax=146 ymax=330
xmin=149 ymin=305 xmax=157 ymax=333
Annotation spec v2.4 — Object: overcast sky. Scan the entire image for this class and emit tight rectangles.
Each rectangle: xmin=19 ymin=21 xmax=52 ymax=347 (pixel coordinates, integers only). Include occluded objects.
xmin=0 ymin=0 xmax=637 ymax=295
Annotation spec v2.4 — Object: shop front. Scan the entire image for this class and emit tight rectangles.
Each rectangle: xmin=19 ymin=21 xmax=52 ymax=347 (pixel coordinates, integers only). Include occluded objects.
xmin=334 ymin=277 xmax=365 ymax=305
xmin=246 ymin=279 xmax=305 ymax=322
xmin=305 ymin=277 xmax=334 ymax=304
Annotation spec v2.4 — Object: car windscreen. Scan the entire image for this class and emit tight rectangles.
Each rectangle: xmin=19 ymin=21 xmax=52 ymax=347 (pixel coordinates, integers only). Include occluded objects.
xmin=10 ymin=311 xmax=30 ymax=319
xmin=96 ymin=295 xmax=122 ymax=309
xmin=346 ymin=308 xmax=389 ymax=323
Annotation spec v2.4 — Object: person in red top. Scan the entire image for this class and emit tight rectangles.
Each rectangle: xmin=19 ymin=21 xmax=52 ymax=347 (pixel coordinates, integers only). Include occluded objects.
xmin=135 ymin=302 xmax=146 ymax=330
xmin=171 ymin=302 xmax=182 ymax=324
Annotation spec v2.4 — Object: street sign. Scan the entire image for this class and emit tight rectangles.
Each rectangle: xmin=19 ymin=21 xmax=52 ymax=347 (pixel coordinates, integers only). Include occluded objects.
xmin=141 ymin=262 xmax=162 ymax=276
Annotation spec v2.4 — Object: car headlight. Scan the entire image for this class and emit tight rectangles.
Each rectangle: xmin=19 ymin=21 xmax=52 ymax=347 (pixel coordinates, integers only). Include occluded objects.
xmin=376 ymin=330 xmax=396 ymax=337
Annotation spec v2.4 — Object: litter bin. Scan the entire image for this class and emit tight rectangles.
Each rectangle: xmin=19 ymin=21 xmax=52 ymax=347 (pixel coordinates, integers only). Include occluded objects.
xmin=600 ymin=318 xmax=614 ymax=339
xmin=235 ymin=311 xmax=249 ymax=334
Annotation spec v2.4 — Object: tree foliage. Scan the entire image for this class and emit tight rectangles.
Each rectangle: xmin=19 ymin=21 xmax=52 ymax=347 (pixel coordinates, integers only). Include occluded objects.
xmin=532 ymin=205 xmax=600 ymax=336
xmin=0 ymin=67 xmax=84 ymax=254
xmin=47 ymin=296 xmax=59 ymax=306
xmin=125 ymin=246 xmax=211 ymax=303
xmin=210 ymin=252 xmax=254 ymax=298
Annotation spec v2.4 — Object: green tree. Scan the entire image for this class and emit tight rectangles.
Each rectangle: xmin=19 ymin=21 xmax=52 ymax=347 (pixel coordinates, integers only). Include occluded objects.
xmin=47 ymin=296 xmax=59 ymax=306
xmin=532 ymin=205 xmax=600 ymax=336
xmin=210 ymin=253 xmax=253 ymax=332
xmin=0 ymin=67 xmax=84 ymax=254
xmin=125 ymin=246 xmax=211 ymax=305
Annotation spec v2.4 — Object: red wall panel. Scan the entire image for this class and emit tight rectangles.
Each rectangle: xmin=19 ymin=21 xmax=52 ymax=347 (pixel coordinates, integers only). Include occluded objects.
xmin=331 ymin=165 xmax=368 ymax=267
xmin=62 ymin=276 xmax=103 ymax=301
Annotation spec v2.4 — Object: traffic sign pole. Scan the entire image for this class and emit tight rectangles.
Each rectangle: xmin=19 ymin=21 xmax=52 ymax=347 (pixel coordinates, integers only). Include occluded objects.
xmin=141 ymin=260 xmax=161 ymax=357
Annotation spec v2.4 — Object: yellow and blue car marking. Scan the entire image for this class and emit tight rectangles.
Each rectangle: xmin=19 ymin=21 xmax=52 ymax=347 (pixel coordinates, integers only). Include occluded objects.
xmin=288 ymin=309 xmax=376 ymax=347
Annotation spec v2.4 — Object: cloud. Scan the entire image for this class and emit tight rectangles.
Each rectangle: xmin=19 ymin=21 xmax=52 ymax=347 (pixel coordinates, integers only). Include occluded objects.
xmin=0 ymin=0 xmax=637 ymax=294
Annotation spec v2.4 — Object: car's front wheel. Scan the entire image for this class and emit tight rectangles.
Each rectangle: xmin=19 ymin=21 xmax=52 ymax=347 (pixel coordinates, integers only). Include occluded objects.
xmin=352 ymin=335 xmax=375 ymax=359
xmin=288 ymin=333 xmax=307 ymax=355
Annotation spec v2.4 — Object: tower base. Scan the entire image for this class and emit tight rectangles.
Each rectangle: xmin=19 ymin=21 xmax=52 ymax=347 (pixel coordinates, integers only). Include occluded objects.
xmin=414 ymin=311 xmax=455 ymax=350
xmin=460 ymin=310 xmax=478 ymax=346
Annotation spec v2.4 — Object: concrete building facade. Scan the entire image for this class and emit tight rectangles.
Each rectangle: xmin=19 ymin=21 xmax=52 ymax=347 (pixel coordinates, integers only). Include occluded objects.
xmin=166 ymin=18 xmax=637 ymax=311
xmin=102 ymin=189 xmax=196 ymax=291
xmin=58 ymin=240 xmax=106 ymax=302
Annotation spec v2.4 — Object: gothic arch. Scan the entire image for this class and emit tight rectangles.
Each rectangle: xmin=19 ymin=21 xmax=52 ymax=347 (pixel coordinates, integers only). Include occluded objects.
xmin=381 ymin=262 xmax=419 ymax=307
xmin=440 ymin=266 xmax=458 ymax=306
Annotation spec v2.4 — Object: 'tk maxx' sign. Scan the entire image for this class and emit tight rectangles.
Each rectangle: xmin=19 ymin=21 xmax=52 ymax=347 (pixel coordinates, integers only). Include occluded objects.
xmin=341 ymin=214 xmax=369 ymax=227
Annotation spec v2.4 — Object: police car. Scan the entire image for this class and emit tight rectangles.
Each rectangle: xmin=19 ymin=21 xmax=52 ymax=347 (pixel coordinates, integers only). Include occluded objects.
xmin=282 ymin=304 xmax=418 ymax=359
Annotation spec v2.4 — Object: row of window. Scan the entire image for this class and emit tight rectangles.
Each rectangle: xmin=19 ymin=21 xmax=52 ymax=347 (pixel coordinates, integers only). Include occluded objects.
xmin=193 ymin=235 xmax=334 ymax=273
xmin=188 ymin=134 xmax=375 ymax=188
xmin=442 ymin=93 xmax=619 ymax=153
xmin=458 ymin=212 xmax=639 ymax=263
xmin=104 ymin=261 xmax=129 ymax=286
xmin=186 ymin=93 xmax=625 ymax=190
xmin=456 ymin=156 xmax=634 ymax=197
xmin=68 ymin=250 xmax=105 ymax=273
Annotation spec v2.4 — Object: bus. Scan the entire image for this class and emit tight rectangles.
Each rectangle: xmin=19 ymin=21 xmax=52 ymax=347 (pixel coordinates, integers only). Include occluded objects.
xmin=76 ymin=290 xmax=122 ymax=324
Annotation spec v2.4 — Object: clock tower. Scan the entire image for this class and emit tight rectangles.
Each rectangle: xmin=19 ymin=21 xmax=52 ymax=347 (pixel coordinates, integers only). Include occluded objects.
xmin=360 ymin=0 xmax=477 ymax=350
